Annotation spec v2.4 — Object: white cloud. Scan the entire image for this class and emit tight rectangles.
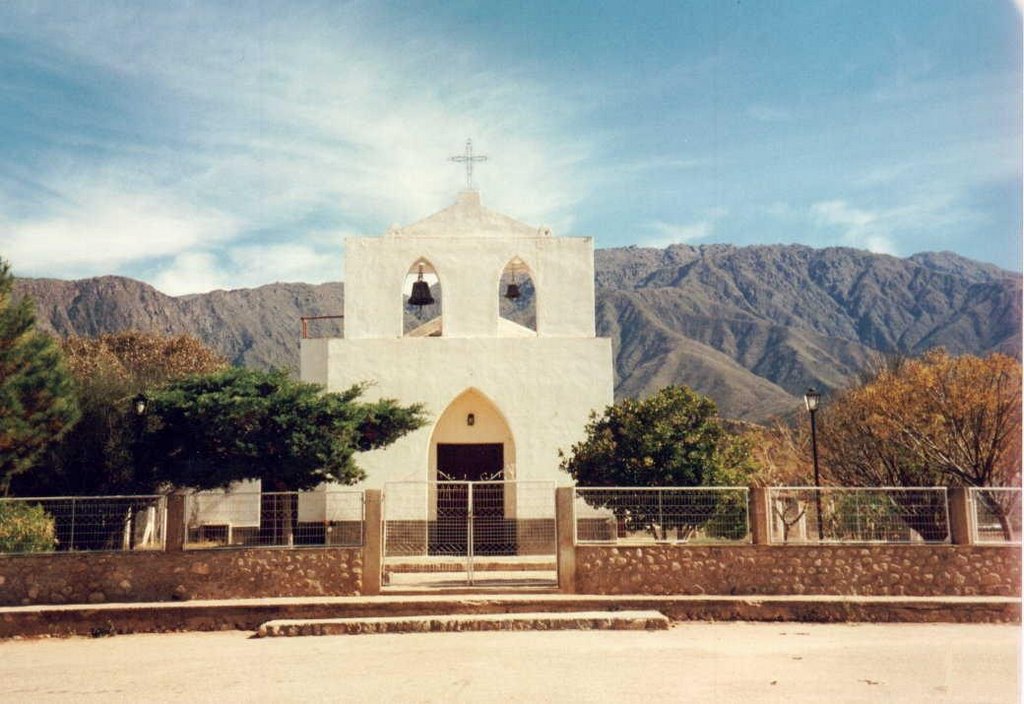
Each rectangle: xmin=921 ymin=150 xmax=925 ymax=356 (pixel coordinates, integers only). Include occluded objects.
xmin=809 ymin=199 xmax=897 ymax=255
xmin=151 ymin=252 xmax=230 ymax=296
xmin=0 ymin=3 xmax=596 ymax=290
xmin=229 ymin=244 xmax=342 ymax=287
xmin=640 ymin=208 xmax=728 ymax=249
xmin=1 ymin=183 xmax=238 ymax=278
xmin=151 ymin=244 xmax=344 ymax=296
xmin=806 ymin=195 xmax=974 ymax=255
xmin=810 ymin=200 xmax=877 ymax=229
xmin=773 ymin=189 xmax=990 ymax=258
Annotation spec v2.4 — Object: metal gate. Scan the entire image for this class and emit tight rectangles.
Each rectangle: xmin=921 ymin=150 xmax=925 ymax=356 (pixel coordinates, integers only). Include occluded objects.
xmin=382 ymin=480 xmax=557 ymax=588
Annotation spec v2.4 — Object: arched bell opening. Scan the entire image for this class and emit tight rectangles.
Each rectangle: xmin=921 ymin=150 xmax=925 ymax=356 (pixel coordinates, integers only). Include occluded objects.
xmin=498 ymin=257 xmax=537 ymax=335
xmin=402 ymin=257 xmax=442 ymax=336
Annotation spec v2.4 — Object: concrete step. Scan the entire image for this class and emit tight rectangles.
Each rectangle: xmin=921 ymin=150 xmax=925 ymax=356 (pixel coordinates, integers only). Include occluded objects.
xmin=384 ymin=558 xmax=556 ymax=573
xmin=255 ymin=609 xmax=670 ymax=637
xmin=383 ymin=584 xmax=560 ymax=595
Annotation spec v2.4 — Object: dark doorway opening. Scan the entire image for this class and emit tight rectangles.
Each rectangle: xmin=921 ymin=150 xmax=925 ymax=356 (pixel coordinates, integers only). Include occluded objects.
xmin=437 ymin=443 xmax=504 ymax=481
xmin=432 ymin=443 xmax=511 ymax=555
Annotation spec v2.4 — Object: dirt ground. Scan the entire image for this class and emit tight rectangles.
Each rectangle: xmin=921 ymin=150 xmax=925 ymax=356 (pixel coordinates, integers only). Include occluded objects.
xmin=0 ymin=622 xmax=1019 ymax=703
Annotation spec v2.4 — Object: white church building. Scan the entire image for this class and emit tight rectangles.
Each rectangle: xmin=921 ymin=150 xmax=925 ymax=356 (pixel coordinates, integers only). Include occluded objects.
xmin=299 ymin=188 xmax=614 ymax=490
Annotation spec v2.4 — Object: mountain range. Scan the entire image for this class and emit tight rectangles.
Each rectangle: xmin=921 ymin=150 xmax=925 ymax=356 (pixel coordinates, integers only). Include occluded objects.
xmin=13 ymin=244 xmax=1021 ymax=421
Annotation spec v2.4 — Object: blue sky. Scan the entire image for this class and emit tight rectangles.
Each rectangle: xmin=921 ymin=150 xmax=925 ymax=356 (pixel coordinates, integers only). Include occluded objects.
xmin=0 ymin=0 xmax=1020 ymax=294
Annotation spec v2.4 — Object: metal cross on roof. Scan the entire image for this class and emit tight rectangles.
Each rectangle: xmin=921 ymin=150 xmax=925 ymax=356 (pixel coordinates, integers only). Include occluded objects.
xmin=448 ymin=139 xmax=488 ymax=189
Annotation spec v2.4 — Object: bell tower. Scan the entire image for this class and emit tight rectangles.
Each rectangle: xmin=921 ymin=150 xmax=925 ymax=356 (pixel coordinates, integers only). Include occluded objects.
xmin=342 ymin=189 xmax=597 ymax=341
xmin=301 ymin=187 xmax=614 ymax=487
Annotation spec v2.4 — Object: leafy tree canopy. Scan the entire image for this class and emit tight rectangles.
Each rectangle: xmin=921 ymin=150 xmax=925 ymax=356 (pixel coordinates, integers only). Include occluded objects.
xmin=11 ymin=331 xmax=227 ymax=496
xmin=813 ymin=350 xmax=1021 ymax=542
xmin=559 ymin=385 xmax=754 ymax=487
xmin=138 ymin=367 xmax=427 ymax=491
xmin=62 ymin=331 xmax=227 ymax=388
xmin=821 ymin=349 xmax=1022 ymax=489
xmin=0 ymin=258 xmax=79 ymax=492
xmin=737 ymin=419 xmax=815 ymax=487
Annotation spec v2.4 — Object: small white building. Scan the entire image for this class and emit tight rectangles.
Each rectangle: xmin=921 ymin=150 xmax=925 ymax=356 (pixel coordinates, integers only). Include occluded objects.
xmin=300 ymin=189 xmax=614 ymax=489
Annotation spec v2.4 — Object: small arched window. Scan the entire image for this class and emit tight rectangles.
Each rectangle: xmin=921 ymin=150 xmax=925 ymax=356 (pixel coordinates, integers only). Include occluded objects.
xmin=498 ymin=257 xmax=536 ymax=334
xmin=402 ymin=258 xmax=442 ymax=336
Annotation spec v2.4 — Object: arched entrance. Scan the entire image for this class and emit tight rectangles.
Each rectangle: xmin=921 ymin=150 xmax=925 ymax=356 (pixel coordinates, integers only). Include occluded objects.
xmin=427 ymin=389 xmax=514 ymax=556
xmin=381 ymin=389 xmax=555 ymax=587
xmin=428 ymin=388 xmax=515 ymax=483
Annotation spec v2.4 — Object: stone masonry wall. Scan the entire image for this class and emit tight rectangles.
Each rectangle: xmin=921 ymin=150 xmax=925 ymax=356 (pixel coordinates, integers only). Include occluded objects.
xmin=0 ymin=548 xmax=363 ymax=606
xmin=575 ymin=545 xmax=1020 ymax=597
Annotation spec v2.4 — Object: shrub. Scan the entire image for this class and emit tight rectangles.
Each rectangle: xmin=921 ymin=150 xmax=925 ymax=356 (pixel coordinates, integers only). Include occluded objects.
xmin=0 ymin=501 xmax=57 ymax=553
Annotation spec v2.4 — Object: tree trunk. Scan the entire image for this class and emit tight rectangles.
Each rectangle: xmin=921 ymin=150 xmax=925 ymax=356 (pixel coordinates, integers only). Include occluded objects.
xmin=261 ymin=488 xmax=296 ymax=547
xmin=997 ymin=511 xmax=1014 ymax=542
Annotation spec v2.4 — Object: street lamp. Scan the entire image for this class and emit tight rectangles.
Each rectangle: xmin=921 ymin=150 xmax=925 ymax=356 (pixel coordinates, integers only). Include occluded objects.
xmin=128 ymin=393 xmax=148 ymax=550
xmin=804 ymin=387 xmax=823 ymax=540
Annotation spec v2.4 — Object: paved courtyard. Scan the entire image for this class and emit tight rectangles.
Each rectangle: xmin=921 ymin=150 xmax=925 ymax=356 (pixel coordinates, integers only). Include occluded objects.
xmin=0 ymin=622 xmax=1018 ymax=703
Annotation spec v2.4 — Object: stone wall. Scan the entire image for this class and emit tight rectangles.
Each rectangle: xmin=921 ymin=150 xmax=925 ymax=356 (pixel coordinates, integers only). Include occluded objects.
xmin=0 ymin=548 xmax=363 ymax=606
xmin=575 ymin=545 xmax=1021 ymax=597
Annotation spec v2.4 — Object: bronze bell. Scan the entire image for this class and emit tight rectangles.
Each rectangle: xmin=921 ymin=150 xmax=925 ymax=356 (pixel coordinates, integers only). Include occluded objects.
xmin=409 ymin=279 xmax=434 ymax=307
xmin=504 ymin=282 xmax=521 ymax=300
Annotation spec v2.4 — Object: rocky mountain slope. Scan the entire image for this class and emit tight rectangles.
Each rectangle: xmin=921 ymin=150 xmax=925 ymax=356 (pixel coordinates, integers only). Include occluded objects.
xmin=13 ymin=245 xmax=1021 ymax=421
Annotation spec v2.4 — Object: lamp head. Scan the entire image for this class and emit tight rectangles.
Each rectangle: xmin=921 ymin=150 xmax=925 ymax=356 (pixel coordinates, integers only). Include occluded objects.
xmin=804 ymin=387 xmax=821 ymax=413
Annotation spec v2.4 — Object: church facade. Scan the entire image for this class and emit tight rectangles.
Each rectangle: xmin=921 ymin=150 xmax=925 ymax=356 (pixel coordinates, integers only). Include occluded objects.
xmin=300 ymin=189 xmax=614 ymax=489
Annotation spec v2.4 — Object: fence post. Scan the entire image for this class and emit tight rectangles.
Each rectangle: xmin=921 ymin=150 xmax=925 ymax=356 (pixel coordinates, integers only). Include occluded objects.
xmin=555 ymin=486 xmax=576 ymax=594
xmin=749 ymin=487 xmax=770 ymax=545
xmin=164 ymin=492 xmax=186 ymax=552
xmin=948 ymin=487 xmax=974 ymax=546
xmin=362 ymin=489 xmax=383 ymax=596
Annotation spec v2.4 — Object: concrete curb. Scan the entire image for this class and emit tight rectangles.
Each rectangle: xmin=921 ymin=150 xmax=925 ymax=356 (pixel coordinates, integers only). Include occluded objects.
xmin=256 ymin=610 xmax=670 ymax=637
xmin=2 ymin=593 xmax=1019 ymax=639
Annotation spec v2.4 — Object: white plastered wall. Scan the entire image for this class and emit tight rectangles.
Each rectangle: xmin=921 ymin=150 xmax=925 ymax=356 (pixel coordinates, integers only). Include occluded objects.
xmin=301 ymin=190 xmax=615 ymax=501
xmin=301 ymin=336 xmax=613 ymax=489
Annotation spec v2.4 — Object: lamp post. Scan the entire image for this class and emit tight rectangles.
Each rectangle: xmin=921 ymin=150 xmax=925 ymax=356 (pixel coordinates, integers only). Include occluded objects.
xmin=129 ymin=394 xmax=147 ymax=550
xmin=804 ymin=387 xmax=823 ymax=540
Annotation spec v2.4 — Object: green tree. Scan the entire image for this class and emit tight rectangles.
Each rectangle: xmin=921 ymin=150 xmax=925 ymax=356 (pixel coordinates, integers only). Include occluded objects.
xmin=138 ymin=367 xmax=427 ymax=491
xmin=559 ymin=386 xmax=754 ymax=539
xmin=0 ymin=258 xmax=79 ymax=493
xmin=560 ymin=385 xmax=743 ymax=487
xmin=11 ymin=331 xmax=227 ymax=496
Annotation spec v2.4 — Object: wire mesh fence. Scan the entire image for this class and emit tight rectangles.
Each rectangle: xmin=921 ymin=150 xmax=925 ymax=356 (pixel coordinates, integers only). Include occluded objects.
xmin=969 ymin=487 xmax=1022 ymax=544
xmin=574 ymin=487 xmax=750 ymax=544
xmin=767 ymin=487 xmax=950 ymax=544
xmin=0 ymin=495 xmax=166 ymax=553
xmin=184 ymin=490 xmax=364 ymax=548
xmin=7 ymin=485 xmax=1015 ymax=555
xmin=382 ymin=481 xmax=557 ymax=587
xmin=383 ymin=481 xmax=556 ymax=558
